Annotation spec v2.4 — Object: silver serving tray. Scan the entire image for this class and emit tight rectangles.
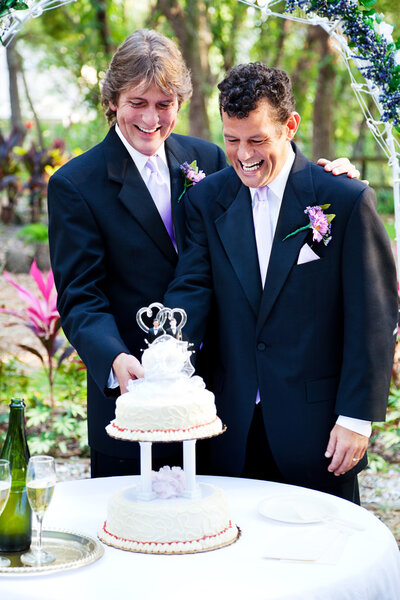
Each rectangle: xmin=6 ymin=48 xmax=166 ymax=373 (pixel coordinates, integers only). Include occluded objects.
xmin=0 ymin=529 xmax=104 ymax=576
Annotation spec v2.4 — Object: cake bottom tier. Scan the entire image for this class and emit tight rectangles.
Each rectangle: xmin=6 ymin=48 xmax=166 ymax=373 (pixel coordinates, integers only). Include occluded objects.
xmin=99 ymin=482 xmax=240 ymax=554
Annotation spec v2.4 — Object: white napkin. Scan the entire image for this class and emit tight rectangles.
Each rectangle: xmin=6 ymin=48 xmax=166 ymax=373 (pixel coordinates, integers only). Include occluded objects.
xmin=263 ymin=524 xmax=352 ymax=565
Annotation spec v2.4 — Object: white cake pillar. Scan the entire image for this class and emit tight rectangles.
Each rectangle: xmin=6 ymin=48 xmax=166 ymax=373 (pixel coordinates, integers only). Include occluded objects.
xmin=137 ymin=441 xmax=156 ymax=501
xmin=183 ymin=439 xmax=200 ymax=499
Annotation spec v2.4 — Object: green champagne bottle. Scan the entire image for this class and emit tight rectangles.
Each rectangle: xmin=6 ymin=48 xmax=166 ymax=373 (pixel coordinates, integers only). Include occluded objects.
xmin=0 ymin=399 xmax=32 ymax=552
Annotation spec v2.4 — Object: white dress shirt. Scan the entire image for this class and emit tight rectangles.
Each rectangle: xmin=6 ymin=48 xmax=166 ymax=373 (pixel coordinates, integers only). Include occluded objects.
xmin=115 ymin=124 xmax=171 ymax=194
xmin=250 ymin=144 xmax=371 ymax=438
xmin=107 ymin=125 xmax=171 ymax=389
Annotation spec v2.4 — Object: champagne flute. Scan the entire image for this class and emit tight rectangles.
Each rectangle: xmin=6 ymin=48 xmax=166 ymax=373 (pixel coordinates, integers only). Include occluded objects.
xmin=21 ymin=456 xmax=56 ymax=566
xmin=0 ymin=459 xmax=11 ymax=567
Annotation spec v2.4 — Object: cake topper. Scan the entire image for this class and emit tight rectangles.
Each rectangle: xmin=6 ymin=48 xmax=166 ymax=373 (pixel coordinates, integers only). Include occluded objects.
xmin=135 ymin=303 xmax=193 ymax=379
xmin=136 ymin=302 xmax=166 ymax=336
xmin=136 ymin=303 xmax=187 ymax=344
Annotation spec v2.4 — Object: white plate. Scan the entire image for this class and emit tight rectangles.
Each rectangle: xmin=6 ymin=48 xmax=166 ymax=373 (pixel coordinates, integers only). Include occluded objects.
xmin=258 ymin=493 xmax=337 ymax=524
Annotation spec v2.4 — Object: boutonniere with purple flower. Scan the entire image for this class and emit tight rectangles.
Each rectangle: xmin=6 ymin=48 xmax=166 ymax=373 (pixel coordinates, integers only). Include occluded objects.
xmin=178 ymin=160 xmax=206 ymax=202
xmin=283 ymin=204 xmax=336 ymax=246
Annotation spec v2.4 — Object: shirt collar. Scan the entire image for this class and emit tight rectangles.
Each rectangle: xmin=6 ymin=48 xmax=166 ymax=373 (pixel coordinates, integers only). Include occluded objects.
xmin=250 ymin=144 xmax=295 ymax=203
xmin=115 ymin=123 xmax=168 ymax=176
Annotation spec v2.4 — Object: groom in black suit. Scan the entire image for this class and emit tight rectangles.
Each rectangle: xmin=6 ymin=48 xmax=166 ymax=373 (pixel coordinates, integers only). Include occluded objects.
xmin=48 ymin=30 xmax=226 ymax=477
xmin=165 ymin=63 xmax=398 ymax=502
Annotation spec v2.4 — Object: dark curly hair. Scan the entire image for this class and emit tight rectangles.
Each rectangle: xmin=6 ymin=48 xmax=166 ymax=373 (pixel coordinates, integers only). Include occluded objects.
xmin=218 ymin=63 xmax=295 ymax=124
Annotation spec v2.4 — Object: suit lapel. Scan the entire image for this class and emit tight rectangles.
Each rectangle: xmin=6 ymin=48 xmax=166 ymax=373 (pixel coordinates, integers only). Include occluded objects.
xmin=105 ymin=127 xmax=177 ymax=265
xmin=256 ymin=149 xmax=316 ymax=333
xmin=165 ymin=136 xmax=187 ymax=254
xmin=215 ymin=173 xmax=262 ymax=317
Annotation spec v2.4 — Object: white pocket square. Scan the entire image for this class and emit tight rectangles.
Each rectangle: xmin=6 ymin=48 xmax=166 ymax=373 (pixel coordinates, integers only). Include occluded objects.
xmin=297 ymin=243 xmax=320 ymax=265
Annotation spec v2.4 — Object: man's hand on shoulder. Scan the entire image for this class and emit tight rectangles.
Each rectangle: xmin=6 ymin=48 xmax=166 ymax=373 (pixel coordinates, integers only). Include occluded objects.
xmin=112 ymin=352 xmax=144 ymax=393
xmin=324 ymin=424 xmax=368 ymax=476
xmin=317 ymin=157 xmax=368 ymax=184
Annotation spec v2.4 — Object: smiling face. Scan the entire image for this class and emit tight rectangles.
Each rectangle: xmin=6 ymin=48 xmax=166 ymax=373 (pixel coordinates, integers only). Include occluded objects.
xmin=109 ymin=82 xmax=179 ymax=156
xmin=222 ymin=99 xmax=300 ymax=188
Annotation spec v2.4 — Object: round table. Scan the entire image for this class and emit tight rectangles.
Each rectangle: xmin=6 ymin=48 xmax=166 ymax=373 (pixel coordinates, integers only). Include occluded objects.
xmin=2 ymin=475 xmax=399 ymax=599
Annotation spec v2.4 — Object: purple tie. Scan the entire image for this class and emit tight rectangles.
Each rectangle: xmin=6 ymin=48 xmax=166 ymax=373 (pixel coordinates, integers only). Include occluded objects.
xmin=145 ymin=156 xmax=176 ymax=249
xmin=252 ymin=185 xmax=272 ymax=288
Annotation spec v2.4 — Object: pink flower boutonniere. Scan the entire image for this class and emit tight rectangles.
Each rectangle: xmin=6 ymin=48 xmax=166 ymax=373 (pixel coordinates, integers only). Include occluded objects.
xmin=283 ymin=204 xmax=336 ymax=246
xmin=178 ymin=160 xmax=206 ymax=202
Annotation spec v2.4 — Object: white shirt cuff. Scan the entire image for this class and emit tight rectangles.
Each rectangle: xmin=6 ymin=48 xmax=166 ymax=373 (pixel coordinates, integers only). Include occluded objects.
xmin=336 ymin=415 xmax=372 ymax=437
xmin=107 ymin=368 xmax=120 ymax=389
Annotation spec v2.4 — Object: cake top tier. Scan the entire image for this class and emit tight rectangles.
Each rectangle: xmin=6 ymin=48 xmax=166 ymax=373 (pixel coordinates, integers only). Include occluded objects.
xmin=139 ymin=335 xmax=194 ymax=382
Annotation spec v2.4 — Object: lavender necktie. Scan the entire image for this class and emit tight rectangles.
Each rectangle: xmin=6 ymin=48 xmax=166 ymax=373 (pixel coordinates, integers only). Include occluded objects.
xmin=252 ymin=185 xmax=272 ymax=288
xmin=145 ymin=156 xmax=176 ymax=249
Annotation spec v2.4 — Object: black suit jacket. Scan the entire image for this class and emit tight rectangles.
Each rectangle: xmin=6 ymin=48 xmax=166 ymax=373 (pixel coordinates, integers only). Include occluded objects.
xmin=48 ymin=126 xmax=226 ymax=459
xmin=165 ymin=145 xmax=398 ymax=490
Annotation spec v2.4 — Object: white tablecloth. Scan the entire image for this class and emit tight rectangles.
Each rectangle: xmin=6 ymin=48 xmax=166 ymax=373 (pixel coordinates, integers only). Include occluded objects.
xmin=2 ymin=475 xmax=400 ymax=600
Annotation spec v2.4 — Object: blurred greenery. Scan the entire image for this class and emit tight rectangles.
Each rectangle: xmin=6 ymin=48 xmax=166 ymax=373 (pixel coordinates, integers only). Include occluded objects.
xmin=0 ymin=356 xmax=88 ymax=457
xmin=369 ymin=385 xmax=400 ymax=472
xmin=17 ymin=222 xmax=48 ymax=243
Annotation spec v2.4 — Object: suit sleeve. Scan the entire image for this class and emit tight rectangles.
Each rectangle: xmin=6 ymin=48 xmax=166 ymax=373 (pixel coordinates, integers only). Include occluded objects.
xmin=48 ymin=173 xmax=130 ymax=394
xmin=164 ymin=190 xmax=214 ymax=349
xmin=335 ymin=186 xmax=398 ymax=421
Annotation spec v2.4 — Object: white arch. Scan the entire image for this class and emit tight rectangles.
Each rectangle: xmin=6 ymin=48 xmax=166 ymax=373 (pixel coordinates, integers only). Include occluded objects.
xmin=0 ymin=0 xmax=76 ymax=47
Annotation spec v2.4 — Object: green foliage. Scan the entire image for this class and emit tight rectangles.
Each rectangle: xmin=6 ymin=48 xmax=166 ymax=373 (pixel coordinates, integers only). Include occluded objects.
xmin=367 ymin=451 xmax=390 ymax=472
xmin=17 ymin=222 xmax=48 ymax=244
xmin=376 ymin=188 xmax=394 ymax=215
xmin=369 ymin=384 xmax=400 ymax=471
xmin=0 ymin=356 xmax=88 ymax=457
xmin=383 ymin=219 xmax=396 ymax=241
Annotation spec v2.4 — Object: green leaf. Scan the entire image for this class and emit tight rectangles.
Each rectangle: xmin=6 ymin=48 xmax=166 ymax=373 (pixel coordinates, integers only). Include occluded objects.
xmin=359 ymin=0 xmax=378 ymax=9
xmin=326 ymin=214 xmax=336 ymax=223
xmin=319 ymin=204 xmax=331 ymax=210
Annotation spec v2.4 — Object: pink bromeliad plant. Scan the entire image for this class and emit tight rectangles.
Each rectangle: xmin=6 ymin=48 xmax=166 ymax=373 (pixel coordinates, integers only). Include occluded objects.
xmin=0 ymin=260 xmax=73 ymax=408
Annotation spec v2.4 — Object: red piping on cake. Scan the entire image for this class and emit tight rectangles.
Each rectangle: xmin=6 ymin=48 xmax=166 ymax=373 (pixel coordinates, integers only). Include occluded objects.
xmin=110 ymin=417 xmax=218 ymax=435
xmin=102 ymin=520 xmax=234 ymax=546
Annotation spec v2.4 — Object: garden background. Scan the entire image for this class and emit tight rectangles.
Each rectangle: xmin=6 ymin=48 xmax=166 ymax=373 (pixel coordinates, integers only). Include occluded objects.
xmin=0 ymin=0 xmax=399 ymax=541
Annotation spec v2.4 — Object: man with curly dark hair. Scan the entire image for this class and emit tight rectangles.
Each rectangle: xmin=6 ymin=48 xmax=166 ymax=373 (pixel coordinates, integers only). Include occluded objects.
xmin=218 ymin=61 xmax=295 ymax=123
xmin=165 ymin=63 xmax=397 ymax=502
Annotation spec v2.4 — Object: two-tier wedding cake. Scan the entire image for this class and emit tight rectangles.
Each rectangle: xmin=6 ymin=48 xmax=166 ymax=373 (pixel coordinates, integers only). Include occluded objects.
xmin=98 ymin=304 xmax=239 ymax=554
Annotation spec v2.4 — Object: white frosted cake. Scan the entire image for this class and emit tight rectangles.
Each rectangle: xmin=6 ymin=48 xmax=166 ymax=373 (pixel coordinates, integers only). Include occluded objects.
xmin=100 ymin=478 xmax=239 ymax=554
xmin=100 ymin=310 xmax=239 ymax=555
xmin=106 ymin=335 xmax=224 ymax=442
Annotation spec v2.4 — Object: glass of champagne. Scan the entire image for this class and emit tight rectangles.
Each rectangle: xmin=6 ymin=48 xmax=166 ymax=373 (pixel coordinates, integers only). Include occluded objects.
xmin=0 ymin=459 xmax=11 ymax=567
xmin=21 ymin=455 xmax=56 ymax=566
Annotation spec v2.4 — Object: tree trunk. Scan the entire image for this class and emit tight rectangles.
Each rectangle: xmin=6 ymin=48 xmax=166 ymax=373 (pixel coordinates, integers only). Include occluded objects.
xmin=156 ymin=0 xmax=211 ymax=140
xmin=186 ymin=5 xmax=211 ymax=140
xmin=271 ymin=19 xmax=291 ymax=69
xmin=19 ymin=54 xmax=45 ymax=150
xmin=312 ymin=27 xmax=336 ymax=161
xmin=94 ymin=0 xmax=115 ymax=56
xmin=291 ymin=27 xmax=320 ymax=116
xmin=6 ymin=38 xmax=25 ymax=136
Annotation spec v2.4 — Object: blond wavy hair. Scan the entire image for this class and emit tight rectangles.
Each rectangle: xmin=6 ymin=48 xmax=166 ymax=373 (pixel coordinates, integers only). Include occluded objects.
xmin=101 ymin=29 xmax=193 ymax=125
